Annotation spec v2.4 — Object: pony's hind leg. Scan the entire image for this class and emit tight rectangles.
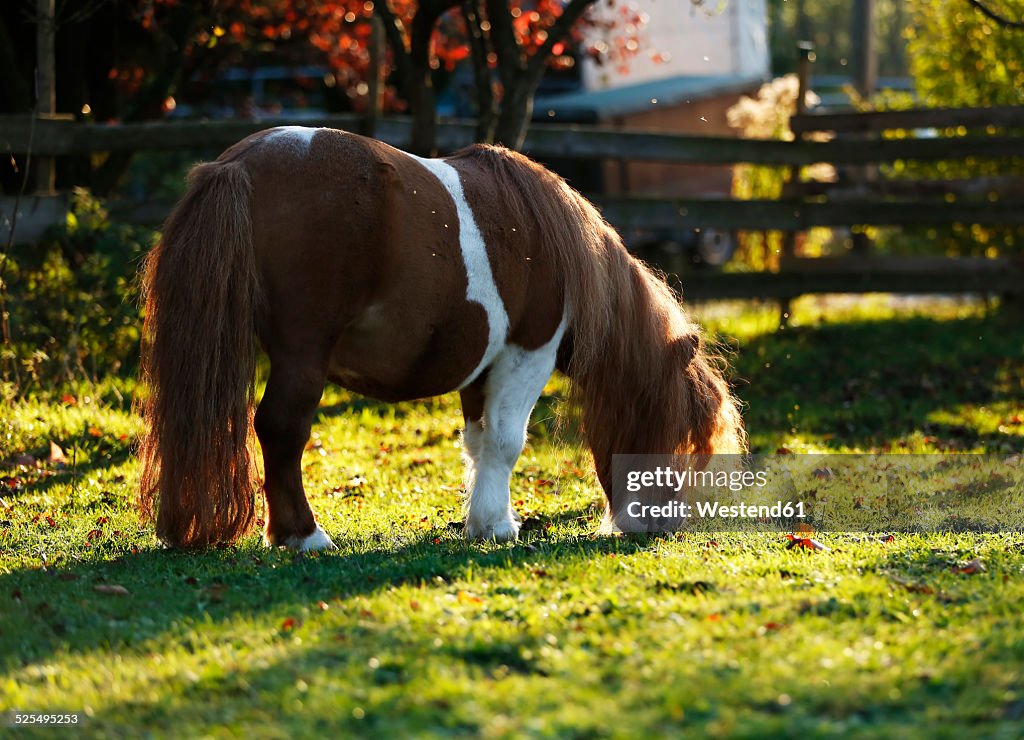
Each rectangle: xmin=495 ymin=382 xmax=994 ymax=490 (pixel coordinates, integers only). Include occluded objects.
xmin=255 ymin=362 xmax=336 ymax=551
xmin=460 ymin=334 xmax=562 ymax=542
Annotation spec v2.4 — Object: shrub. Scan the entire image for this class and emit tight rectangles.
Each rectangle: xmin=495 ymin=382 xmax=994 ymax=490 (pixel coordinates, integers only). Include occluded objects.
xmin=0 ymin=189 xmax=154 ymax=396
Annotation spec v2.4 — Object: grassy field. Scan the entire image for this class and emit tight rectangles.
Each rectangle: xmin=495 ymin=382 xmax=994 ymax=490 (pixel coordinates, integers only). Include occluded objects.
xmin=2 ymin=297 xmax=1023 ymax=737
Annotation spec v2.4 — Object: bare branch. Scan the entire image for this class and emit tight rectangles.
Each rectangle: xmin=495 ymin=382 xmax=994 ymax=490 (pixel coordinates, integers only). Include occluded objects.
xmin=374 ymin=0 xmax=415 ymax=96
xmin=964 ymin=0 xmax=1024 ymax=28
xmin=526 ymin=0 xmax=595 ymax=78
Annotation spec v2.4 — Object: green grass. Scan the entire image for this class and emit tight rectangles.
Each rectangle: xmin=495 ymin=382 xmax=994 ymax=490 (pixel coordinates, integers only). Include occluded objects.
xmin=2 ymin=297 xmax=1024 ymax=737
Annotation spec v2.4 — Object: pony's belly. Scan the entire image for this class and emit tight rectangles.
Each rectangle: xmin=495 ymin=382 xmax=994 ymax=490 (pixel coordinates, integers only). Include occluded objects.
xmin=326 ymin=363 xmax=461 ymax=403
xmin=326 ymin=304 xmax=492 ymax=402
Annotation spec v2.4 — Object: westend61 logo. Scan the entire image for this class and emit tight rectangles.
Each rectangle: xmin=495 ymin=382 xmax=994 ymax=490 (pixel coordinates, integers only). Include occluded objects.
xmin=610 ymin=453 xmax=1024 ymax=534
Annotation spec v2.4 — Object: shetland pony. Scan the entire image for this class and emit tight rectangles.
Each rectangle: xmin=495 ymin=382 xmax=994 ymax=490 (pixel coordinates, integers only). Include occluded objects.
xmin=139 ymin=126 xmax=744 ymax=550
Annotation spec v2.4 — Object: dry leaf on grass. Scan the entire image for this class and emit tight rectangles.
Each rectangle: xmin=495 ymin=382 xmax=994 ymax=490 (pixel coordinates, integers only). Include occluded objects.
xmin=94 ymin=584 xmax=129 ymax=596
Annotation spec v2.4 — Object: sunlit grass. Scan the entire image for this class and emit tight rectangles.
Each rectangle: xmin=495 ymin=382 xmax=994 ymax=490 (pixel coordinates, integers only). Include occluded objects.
xmin=1 ymin=299 xmax=1023 ymax=735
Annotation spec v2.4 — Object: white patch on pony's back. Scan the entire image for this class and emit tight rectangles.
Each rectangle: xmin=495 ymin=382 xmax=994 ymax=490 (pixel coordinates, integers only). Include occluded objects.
xmin=265 ymin=126 xmax=320 ymax=154
xmin=464 ymin=311 xmax=568 ymax=541
xmin=404 ymin=152 xmax=509 ymax=387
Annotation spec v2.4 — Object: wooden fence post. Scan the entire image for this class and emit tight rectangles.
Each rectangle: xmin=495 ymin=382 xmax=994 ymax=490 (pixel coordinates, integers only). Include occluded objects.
xmin=851 ymin=0 xmax=877 ymax=256
xmin=779 ymin=41 xmax=814 ymax=327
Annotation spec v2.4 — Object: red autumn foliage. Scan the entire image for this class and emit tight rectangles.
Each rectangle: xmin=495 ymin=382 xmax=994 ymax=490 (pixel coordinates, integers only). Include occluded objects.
xmin=123 ymin=0 xmax=648 ymax=113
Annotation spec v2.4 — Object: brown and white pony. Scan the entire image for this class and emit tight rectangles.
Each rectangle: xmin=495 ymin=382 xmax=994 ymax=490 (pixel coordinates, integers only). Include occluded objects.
xmin=138 ymin=126 xmax=744 ymax=550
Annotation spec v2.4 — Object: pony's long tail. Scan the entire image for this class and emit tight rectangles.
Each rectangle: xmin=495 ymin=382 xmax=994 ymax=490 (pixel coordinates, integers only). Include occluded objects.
xmin=138 ymin=160 xmax=262 ymax=548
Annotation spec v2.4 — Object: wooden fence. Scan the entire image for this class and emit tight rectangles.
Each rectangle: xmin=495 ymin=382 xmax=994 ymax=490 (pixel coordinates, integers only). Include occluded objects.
xmin=2 ymin=105 xmax=1023 ymax=301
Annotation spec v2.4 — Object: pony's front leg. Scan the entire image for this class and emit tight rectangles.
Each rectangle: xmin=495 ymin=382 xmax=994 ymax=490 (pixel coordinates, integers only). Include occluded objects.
xmin=460 ymin=341 xmax=559 ymax=542
xmin=254 ymin=366 xmax=336 ymax=552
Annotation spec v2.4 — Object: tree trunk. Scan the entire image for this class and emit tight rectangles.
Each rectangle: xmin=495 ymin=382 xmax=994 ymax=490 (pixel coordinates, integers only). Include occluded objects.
xmin=409 ymin=76 xmax=438 ymax=156
xmin=492 ymin=73 xmax=539 ymax=151
xmin=406 ymin=0 xmax=461 ymax=156
xmin=407 ymin=14 xmax=437 ymax=156
xmin=483 ymin=0 xmax=595 ymax=150
xmin=463 ymin=0 xmax=496 ymax=143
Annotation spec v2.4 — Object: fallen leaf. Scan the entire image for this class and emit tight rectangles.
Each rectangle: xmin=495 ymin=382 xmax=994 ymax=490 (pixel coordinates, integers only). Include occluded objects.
xmin=457 ymin=590 xmax=483 ymax=605
xmin=94 ymin=584 xmax=129 ymax=596
xmin=48 ymin=442 xmax=67 ymax=464
xmin=205 ymin=584 xmax=229 ymax=602
xmin=812 ymin=467 xmax=833 ymax=480
xmin=890 ymin=576 xmax=935 ymax=595
xmin=954 ymin=558 xmax=986 ymax=575
xmin=785 ymin=534 xmax=829 ymax=552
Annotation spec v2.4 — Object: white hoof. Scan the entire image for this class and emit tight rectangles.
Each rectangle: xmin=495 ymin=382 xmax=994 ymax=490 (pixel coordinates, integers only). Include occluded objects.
xmin=278 ymin=525 xmax=338 ymax=552
xmin=465 ymin=516 xmax=520 ymax=542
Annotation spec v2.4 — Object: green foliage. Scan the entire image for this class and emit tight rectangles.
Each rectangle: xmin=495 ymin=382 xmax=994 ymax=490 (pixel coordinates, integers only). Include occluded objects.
xmin=876 ymin=1 xmax=1024 ymax=258
xmin=767 ymin=0 xmax=910 ymax=77
xmin=0 ymin=189 xmax=154 ymax=396
xmin=905 ymin=1 xmax=1024 ymax=107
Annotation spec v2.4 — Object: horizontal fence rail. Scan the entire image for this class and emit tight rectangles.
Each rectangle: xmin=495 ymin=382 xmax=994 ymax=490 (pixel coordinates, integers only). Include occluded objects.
xmin=791 ymin=105 xmax=1024 ymax=136
xmin=681 ymin=257 xmax=1023 ymax=300
xmin=596 ymin=197 xmax=1024 ymax=231
xmin=3 ymin=114 xmax=1024 ymax=165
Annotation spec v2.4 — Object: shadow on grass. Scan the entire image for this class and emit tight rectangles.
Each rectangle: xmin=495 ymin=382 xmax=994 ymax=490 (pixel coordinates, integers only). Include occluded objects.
xmin=0 ymin=509 xmax=657 ymax=669
xmin=1 ymin=444 xmax=134 ymax=501
xmin=85 ymin=533 xmax=1024 ymax=735
xmin=733 ymin=312 xmax=1024 ymax=452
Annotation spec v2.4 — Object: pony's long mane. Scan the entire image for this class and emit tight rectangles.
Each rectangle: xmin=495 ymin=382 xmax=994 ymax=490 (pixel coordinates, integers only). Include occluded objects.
xmin=448 ymin=145 xmax=745 ymax=489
